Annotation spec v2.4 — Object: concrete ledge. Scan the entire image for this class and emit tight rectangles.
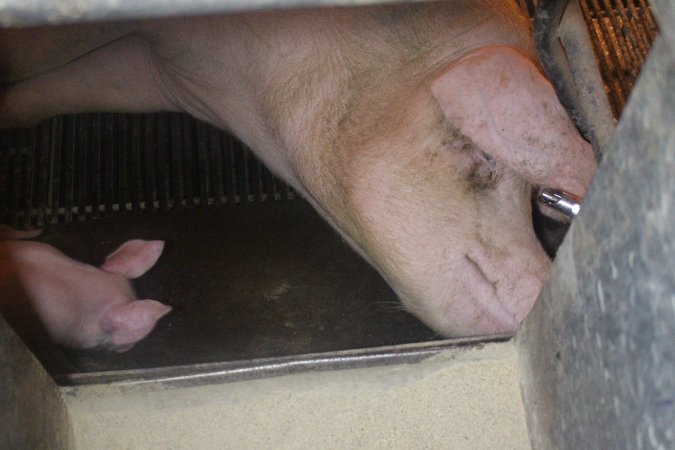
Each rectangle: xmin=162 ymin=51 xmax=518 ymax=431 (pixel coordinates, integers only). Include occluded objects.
xmin=62 ymin=340 xmax=529 ymax=449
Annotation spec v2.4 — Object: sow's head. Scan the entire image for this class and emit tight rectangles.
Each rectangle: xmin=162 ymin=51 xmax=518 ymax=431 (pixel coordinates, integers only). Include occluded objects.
xmin=342 ymin=45 xmax=596 ymax=337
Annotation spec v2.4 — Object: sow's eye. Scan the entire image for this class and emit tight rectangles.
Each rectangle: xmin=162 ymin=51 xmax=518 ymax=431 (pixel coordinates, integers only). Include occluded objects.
xmin=440 ymin=123 xmax=500 ymax=193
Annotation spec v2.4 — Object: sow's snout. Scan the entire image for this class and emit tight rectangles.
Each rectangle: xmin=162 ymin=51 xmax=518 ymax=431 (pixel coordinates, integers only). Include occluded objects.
xmin=397 ymin=165 xmax=552 ymax=338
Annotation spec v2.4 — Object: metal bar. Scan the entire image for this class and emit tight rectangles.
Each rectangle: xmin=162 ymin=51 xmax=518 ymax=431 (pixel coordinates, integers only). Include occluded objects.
xmin=226 ymin=135 xmax=236 ymax=204
xmin=103 ymin=113 xmax=116 ymax=215
xmin=599 ymin=0 xmax=641 ymax=81
xmin=591 ymin=0 xmax=633 ymax=97
xmin=262 ymin=157 xmax=274 ymax=202
xmin=47 ymin=117 xmax=62 ymax=224
xmin=557 ymin=0 xmax=616 ymax=155
xmin=63 ymin=116 xmax=76 ymax=222
xmin=170 ymin=113 xmax=184 ymax=210
xmin=254 ymin=157 xmax=264 ymax=202
xmin=89 ymin=113 xmax=102 ymax=219
xmin=209 ymin=126 xmax=225 ymax=206
xmin=0 ymin=0 xmax=406 ymax=28
xmin=616 ymin=0 xmax=649 ymax=61
xmin=579 ymin=0 xmax=658 ymax=116
xmin=143 ymin=114 xmax=157 ymax=212
xmin=35 ymin=123 xmax=50 ymax=226
xmin=196 ymin=121 xmax=210 ymax=207
xmin=76 ymin=114 xmax=89 ymax=220
xmin=9 ymin=131 xmax=22 ymax=227
xmin=535 ymin=0 xmax=613 ymax=159
xmin=238 ymin=143 xmax=249 ymax=202
xmin=181 ymin=114 xmax=195 ymax=207
xmin=637 ymin=0 xmax=659 ymax=43
xmin=156 ymin=114 xmax=170 ymax=211
xmin=56 ymin=336 xmax=512 ymax=388
xmin=627 ymin=1 xmax=655 ymax=56
xmin=130 ymin=114 xmax=143 ymax=212
xmin=117 ymin=114 xmax=130 ymax=213
xmin=22 ymin=128 xmax=36 ymax=228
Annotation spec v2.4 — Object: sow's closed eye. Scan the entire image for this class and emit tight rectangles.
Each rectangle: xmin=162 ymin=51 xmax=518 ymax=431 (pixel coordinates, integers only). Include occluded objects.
xmin=436 ymin=120 xmax=501 ymax=193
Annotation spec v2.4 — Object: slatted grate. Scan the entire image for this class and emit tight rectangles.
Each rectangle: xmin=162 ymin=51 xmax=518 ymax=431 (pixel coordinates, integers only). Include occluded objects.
xmin=579 ymin=0 xmax=658 ymax=116
xmin=0 ymin=113 xmax=295 ymax=228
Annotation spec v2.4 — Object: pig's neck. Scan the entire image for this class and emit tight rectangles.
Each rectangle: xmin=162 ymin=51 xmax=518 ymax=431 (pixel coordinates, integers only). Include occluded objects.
xmin=270 ymin=10 xmax=531 ymax=213
xmin=147 ymin=3 xmax=533 ymax=259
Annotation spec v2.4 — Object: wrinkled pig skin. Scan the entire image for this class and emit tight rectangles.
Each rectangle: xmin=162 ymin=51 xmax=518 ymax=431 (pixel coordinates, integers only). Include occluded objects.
xmin=0 ymin=233 xmax=171 ymax=351
xmin=0 ymin=1 xmax=596 ymax=336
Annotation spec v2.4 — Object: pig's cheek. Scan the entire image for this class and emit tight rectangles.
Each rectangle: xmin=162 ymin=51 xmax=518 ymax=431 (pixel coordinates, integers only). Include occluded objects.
xmin=420 ymin=180 xmax=549 ymax=336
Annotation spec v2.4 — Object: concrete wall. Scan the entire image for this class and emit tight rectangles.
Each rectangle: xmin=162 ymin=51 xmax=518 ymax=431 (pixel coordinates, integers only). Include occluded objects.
xmin=63 ymin=341 xmax=529 ymax=449
xmin=518 ymin=32 xmax=675 ymax=450
xmin=0 ymin=315 xmax=72 ymax=449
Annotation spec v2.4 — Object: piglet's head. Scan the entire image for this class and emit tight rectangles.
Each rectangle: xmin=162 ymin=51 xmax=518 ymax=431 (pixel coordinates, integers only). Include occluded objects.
xmin=97 ymin=240 xmax=171 ymax=352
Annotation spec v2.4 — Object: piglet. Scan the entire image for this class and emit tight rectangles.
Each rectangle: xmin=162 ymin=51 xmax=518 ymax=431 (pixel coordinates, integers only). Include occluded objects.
xmin=0 ymin=228 xmax=171 ymax=352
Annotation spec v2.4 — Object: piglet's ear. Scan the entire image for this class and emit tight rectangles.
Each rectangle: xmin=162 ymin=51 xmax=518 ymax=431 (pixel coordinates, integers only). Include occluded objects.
xmin=101 ymin=239 xmax=165 ymax=279
xmin=100 ymin=300 xmax=172 ymax=352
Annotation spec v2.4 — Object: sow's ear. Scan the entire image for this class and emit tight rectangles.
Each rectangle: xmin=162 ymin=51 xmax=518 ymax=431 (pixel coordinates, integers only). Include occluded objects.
xmin=430 ymin=45 xmax=596 ymax=198
xmin=101 ymin=239 xmax=165 ymax=279
xmin=100 ymin=300 xmax=172 ymax=352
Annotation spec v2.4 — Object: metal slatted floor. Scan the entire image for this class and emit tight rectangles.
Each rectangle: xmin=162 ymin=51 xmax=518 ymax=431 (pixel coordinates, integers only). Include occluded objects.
xmin=0 ymin=113 xmax=295 ymax=228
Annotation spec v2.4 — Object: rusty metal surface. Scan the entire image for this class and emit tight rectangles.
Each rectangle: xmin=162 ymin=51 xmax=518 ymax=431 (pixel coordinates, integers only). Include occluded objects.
xmin=519 ymin=36 xmax=674 ymax=449
xmin=579 ymin=0 xmax=659 ymax=117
